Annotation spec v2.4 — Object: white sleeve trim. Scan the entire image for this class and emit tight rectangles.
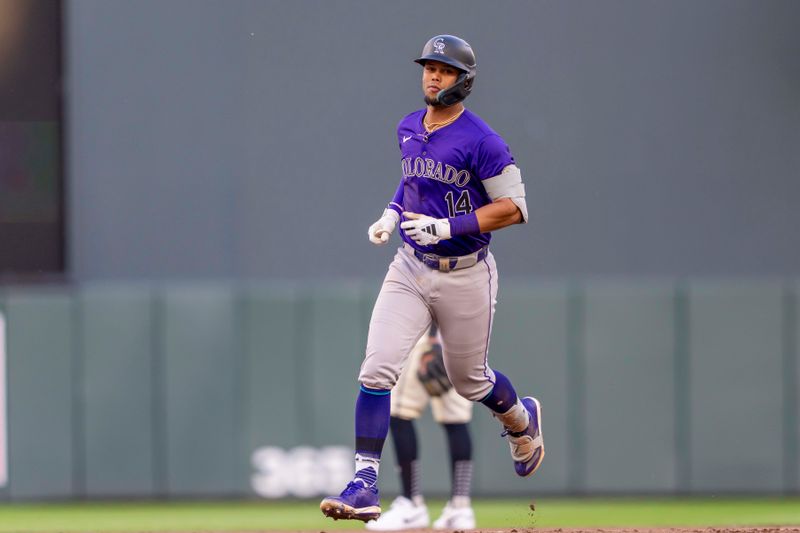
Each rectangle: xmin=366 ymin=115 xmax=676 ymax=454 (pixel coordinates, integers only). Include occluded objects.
xmin=483 ymin=165 xmax=528 ymax=223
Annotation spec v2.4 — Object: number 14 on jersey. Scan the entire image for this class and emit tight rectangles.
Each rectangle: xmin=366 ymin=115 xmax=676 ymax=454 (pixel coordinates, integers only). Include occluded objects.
xmin=445 ymin=190 xmax=473 ymax=217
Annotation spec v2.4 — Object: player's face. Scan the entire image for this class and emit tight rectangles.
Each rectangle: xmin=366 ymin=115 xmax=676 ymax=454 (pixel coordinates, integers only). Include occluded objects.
xmin=422 ymin=60 xmax=460 ymax=101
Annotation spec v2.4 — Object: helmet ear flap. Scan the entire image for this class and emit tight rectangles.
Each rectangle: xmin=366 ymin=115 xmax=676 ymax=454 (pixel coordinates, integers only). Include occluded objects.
xmin=434 ymin=71 xmax=474 ymax=107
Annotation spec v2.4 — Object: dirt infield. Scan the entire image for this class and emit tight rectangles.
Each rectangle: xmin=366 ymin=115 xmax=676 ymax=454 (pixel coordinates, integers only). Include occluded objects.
xmin=308 ymin=528 xmax=800 ymax=533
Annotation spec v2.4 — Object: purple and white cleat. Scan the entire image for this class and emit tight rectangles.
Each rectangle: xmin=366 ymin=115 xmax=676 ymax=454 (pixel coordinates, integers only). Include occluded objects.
xmin=504 ymin=396 xmax=545 ymax=477
xmin=320 ymin=479 xmax=382 ymax=522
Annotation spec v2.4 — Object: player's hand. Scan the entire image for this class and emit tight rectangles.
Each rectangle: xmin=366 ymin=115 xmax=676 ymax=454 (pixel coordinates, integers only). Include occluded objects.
xmin=368 ymin=209 xmax=400 ymax=245
xmin=400 ymin=212 xmax=452 ymax=246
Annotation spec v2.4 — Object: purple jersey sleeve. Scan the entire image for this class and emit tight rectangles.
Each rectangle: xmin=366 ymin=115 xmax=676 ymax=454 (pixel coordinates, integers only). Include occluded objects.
xmin=387 ymin=180 xmax=404 ymax=216
xmin=474 ymin=134 xmax=515 ymax=181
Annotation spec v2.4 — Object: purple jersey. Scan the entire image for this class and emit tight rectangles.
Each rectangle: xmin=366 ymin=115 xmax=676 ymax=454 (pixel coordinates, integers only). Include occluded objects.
xmin=388 ymin=108 xmax=515 ymax=257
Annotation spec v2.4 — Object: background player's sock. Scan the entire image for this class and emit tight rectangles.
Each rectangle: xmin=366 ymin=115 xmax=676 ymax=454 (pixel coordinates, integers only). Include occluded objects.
xmin=354 ymin=385 xmax=391 ymax=485
xmin=451 ymin=494 xmax=472 ymax=508
xmin=390 ymin=416 xmax=422 ymax=501
xmin=479 ymin=370 xmax=529 ymax=432
xmin=443 ymin=423 xmax=473 ymax=502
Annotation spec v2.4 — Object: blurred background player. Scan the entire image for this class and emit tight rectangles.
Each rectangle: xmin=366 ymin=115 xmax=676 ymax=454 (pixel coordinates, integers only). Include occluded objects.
xmin=366 ymin=323 xmax=476 ymax=531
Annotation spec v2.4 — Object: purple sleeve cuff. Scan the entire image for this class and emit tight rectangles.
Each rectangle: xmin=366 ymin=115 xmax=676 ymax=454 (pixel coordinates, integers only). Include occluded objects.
xmin=387 ymin=203 xmax=403 ymax=216
xmin=449 ymin=212 xmax=480 ymax=236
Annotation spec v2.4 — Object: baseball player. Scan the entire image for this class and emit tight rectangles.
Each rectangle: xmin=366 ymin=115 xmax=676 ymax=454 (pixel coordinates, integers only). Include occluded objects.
xmin=321 ymin=34 xmax=544 ymax=522
xmin=366 ymin=323 xmax=476 ymax=530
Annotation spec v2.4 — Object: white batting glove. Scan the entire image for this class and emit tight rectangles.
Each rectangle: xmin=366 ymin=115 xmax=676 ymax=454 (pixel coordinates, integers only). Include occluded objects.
xmin=400 ymin=212 xmax=452 ymax=246
xmin=368 ymin=209 xmax=400 ymax=245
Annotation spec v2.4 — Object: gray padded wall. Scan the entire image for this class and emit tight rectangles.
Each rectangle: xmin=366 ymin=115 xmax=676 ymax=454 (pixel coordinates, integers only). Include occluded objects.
xmin=305 ymin=284 xmax=369 ymax=447
xmin=791 ymin=283 xmax=800 ymax=492
xmin=583 ymin=284 xmax=677 ymax=492
xmin=474 ymin=283 xmax=569 ymax=495
xmin=162 ymin=286 xmax=241 ymax=495
xmin=688 ymin=283 xmax=784 ymax=492
xmin=4 ymin=290 xmax=76 ymax=498
xmin=242 ymin=286 xmax=302 ymax=452
xmin=242 ymin=285 xmax=309 ymax=498
xmin=1 ymin=281 xmax=799 ymax=498
xmin=80 ymin=287 xmax=157 ymax=496
xmin=0 ymin=296 xmax=5 ymax=501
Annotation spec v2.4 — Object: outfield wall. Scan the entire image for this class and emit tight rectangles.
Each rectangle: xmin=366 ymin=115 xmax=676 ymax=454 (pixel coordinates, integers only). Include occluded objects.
xmin=0 ymin=280 xmax=796 ymax=500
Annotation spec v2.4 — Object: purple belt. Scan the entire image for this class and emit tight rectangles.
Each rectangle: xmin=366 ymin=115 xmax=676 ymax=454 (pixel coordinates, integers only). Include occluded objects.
xmin=406 ymin=243 xmax=489 ymax=273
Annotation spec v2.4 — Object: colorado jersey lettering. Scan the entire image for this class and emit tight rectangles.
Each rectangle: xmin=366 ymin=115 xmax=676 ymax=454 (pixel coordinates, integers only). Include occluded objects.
xmin=390 ymin=108 xmax=515 ymax=257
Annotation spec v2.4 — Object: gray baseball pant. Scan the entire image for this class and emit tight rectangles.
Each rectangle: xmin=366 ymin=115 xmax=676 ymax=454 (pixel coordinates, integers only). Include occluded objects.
xmin=359 ymin=244 xmax=499 ymax=401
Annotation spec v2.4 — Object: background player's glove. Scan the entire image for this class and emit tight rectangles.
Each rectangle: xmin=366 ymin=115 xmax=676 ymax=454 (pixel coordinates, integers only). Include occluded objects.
xmin=417 ymin=341 xmax=453 ymax=397
xmin=368 ymin=209 xmax=400 ymax=245
xmin=400 ymin=212 xmax=451 ymax=246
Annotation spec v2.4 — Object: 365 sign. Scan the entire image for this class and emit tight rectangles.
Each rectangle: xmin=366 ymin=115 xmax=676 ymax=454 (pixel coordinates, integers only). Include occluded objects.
xmin=251 ymin=446 xmax=352 ymax=498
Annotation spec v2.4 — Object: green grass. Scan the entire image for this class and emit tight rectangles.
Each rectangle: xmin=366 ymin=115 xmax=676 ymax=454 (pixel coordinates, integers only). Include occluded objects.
xmin=0 ymin=497 xmax=797 ymax=532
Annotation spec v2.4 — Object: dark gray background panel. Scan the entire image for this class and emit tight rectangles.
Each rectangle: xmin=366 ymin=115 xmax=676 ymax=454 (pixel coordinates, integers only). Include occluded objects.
xmin=473 ymin=283 xmax=569 ymax=494
xmin=65 ymin=1 xmax=247 ymax=280
xmin=80 ymin=286 xmax=157 ymax=496
xmin=688 ymin=282 xmax=784 ymax=492
xmin=5 ymin=290 xmax=76 ymax=498
xmin=162 ymin=286 xmax=240 ymax=495
xmin=583 ymin=284 xmax=676 ymax=492
xmin=66 ymin=0 xmax=800 ymax=281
